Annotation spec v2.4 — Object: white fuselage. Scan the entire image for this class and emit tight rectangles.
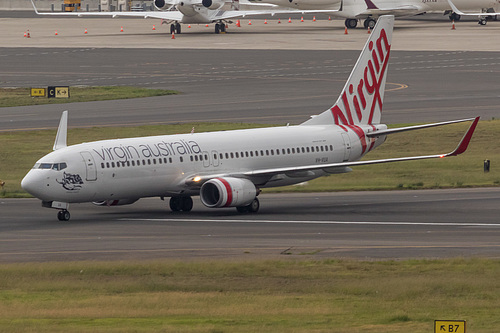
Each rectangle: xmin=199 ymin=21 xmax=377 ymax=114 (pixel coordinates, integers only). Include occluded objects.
xmin=21 ymin=123 xmax=385 ymax=204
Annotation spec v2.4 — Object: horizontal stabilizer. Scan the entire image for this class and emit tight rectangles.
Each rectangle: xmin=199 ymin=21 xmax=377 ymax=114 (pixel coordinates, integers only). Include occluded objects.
xmin=446 ymin=0 xmax=500 ymax=16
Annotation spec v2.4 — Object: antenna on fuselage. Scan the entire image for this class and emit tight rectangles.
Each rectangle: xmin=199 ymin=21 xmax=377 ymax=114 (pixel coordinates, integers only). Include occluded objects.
xmin=53 ymin=111 xmax=68 ymax=151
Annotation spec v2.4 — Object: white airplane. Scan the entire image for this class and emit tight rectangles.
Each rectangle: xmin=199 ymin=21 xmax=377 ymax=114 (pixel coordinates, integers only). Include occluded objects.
xmin=30 ymin=0 xmax=324 ymax=34
xmin=21 ymin=16 xmax=479 ymax=221
xmin=447 ymin=0 xmax=500 ymax=25
xmin=248 ymin=0 xmax=499 ymax=29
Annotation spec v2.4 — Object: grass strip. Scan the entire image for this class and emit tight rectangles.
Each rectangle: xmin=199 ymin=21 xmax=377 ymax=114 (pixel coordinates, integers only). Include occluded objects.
xmin=0 ymin=259 xmax=499 ymax=332
xmin=0 ymin=120 xmax=498 ymax=197
xmin=0 ymin=87 xmax=178 ymax=107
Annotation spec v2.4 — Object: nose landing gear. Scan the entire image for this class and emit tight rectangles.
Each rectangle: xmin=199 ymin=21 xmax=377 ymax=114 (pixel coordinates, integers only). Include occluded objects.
xmin=57 ymin=209 xmax=71 ymax=221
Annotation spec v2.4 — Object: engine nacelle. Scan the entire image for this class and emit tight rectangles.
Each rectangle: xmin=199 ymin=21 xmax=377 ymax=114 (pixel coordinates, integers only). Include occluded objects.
xmin=154 ymin=0 xmax=169 ymax=10
xmin=200 ymin=177 xmax=257 ymax=208
xmin=201 ymin=0 xmax=224 ymax=10
xmin=92 ymin=199 xmax=139 ymax=207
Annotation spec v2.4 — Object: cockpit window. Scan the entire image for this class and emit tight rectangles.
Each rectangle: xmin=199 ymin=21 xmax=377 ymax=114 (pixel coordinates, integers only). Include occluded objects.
xmin=34 ymin=162 xmax=67 ymax=170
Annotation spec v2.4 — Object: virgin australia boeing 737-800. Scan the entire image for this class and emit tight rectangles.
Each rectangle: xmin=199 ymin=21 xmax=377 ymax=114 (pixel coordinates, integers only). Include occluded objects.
xmin=21 ymin=16 xmax=479 ymax=221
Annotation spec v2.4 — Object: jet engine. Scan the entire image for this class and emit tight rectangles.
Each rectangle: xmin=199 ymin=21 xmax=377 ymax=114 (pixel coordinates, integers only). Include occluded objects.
xmin=154 ymin=0 xmax=169 ymax=10
xmin=92 ymin=199 xmax=139 ymax=206
xmin=201 ymin=0 xmax=224 ymax=10
xmin=200 ymin=177 xmax=257 ymax=208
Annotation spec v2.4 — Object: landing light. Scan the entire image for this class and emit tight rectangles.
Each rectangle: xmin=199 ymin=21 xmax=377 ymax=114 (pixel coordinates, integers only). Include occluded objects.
xmin=193 ymin=176 xmax=202 ymax=182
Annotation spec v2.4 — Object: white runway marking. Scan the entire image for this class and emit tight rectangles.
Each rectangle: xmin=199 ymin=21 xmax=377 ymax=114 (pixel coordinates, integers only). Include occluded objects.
xmin=119 ymin=218 xmax=500 ymax=227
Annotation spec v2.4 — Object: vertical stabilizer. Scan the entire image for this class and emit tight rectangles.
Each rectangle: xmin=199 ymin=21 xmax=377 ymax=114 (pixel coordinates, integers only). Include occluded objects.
xmin=302 ymin=15 xmax=394 ymax=126
xmin=53 ymin=111 xmax=68 ymax=151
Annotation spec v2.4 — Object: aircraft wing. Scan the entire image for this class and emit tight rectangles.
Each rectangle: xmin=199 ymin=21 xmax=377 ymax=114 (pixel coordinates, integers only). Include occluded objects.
xmin=185 ymin=117 xmax=479 ymax=186
xmin=214 ymin=8 xmax=339 ymax=20
xmin=355 ymin=5 xmax=423 ymax=18
xmin=30 ymin=0 xmax=184 ymax=21
xmin=446 ymin=0 xmax=500 ymax=16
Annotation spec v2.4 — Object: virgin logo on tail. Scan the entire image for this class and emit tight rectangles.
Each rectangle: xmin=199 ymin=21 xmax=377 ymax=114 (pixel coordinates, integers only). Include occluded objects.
xmin=331 ymin=28 xmax=391 ymax=127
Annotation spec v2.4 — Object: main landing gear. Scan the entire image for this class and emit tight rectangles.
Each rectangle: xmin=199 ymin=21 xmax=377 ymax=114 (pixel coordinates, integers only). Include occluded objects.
xmin=344 ymin=18 xmax=376 ymax=29
xmin=169 ymin=195 xmax=193 ymax=212
xmin=236 ymin=198 xmax=260 ymax=213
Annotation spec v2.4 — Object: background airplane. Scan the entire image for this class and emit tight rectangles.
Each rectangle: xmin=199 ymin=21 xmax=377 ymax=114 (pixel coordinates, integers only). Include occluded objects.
xmin=447 ymin=0 xmax=500 ymax=25
xmin=21 ymin=16 xmax=479 ymax=221
xmin=31 ymin=0 xmax=324 ymax=34
xmin=248 ymin=0 xmax=499 ymax=28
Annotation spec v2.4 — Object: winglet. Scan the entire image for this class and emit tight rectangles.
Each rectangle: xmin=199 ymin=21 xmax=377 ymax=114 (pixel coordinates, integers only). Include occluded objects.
xmin=53 ymin=111 xmax=68 ymax=151
xmin=445 ymin=116 xmax=479 ymax=157
xmin=30 ymin=0 xmax=40 ymax=14
xmin=446 ymin=0 xmax=465 ymax=15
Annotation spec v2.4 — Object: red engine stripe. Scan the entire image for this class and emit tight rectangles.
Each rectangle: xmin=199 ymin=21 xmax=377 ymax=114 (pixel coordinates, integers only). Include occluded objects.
xmin=217 ymin=178 xmax=233 ymax=207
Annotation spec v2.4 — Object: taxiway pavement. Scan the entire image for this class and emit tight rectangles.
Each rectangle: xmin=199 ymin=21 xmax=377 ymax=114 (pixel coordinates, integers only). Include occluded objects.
xmin=1 ymin=188 xmax=500 ymax=263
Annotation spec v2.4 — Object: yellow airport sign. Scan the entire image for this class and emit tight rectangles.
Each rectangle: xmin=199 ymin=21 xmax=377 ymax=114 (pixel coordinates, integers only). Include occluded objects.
xmin=30 ymin=88 xmax=46 ymax=97
xmin=48 ymin=86 xmax=70 ymax=98
xmin=435 ymin=320 xmax=466 ymax=333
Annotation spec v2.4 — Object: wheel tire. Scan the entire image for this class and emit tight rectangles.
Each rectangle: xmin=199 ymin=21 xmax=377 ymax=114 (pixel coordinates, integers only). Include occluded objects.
xmin=58 ymin=210 xmax=70 ymax=221
xmin=345 ymin=19 xmax=357 ymax=29
xmin=215 ymin=23 xmax=220 ymax=34
xmin=176 ymin=23 xmax=181 ymax=34
xmin=367 ymin=19 xmax=376 ymax=29
xmin=236 ymin=206 xmax=249 ymax=213
xmin=169 ymin=196 xmax=181 ymax=212
xmin=170 ymin=24 xmax=175 ymax=34
xmin=220 ymin=24 xmax=226 ymax=33
xmin=248 ymin=198 xmax=259 ymax=213
xmin=180 ymin=196 xmax=193 ymax=212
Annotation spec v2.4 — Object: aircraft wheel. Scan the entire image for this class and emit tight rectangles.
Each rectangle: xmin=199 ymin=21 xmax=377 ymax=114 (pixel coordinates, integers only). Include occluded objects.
xmin=236 ymin=198 xmax=259 ymax=213
xmin=169 ymin=196 xmax=181 ymax=211
xmin=345 ymin=19 xmax=358 ymax=29
xmin=220 ymin=23 xmax=226 ymax=33
xmin=180 ymin=196 xmax=193 ymax=212
xmin=248 ymin=198 xmax=259 ymax=213
xmin=449 ymin=13 xmax=461 ymax=21
xmin=215 ymin=23 xmax=220 ymax=34
xmin=479 ymin=18 xmax=487 ymax=25
xmin=175 ymin=23 xmax=181 ymax=34
xmin=170 ymin=24 xmax=176 ymax=34
xmin=364 ymin=18 xmax=376 ymax=29
xmin=57 ymin=210 xmax=70 ymax=221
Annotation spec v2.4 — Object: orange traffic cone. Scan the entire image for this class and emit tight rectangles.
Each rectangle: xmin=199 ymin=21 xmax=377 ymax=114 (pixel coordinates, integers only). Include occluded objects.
xmin=152 ymin=25 xmax=156 ymax=30
xmin=367 ymin=26 xmax=371 ymax=34
xmin=288 ymin=17 xmax=292 ymax=23
xmin=26 ymin=31 xmax=30 ymax=38
xmin=84 ymin=28 xmax=88 ymax=34
xmin=313 ymin=16 xmax=316 ymax=22
xmin=236 ymin=19 xmax=241 ymax=27
xmin=55 ymin=30 xmax=58 ymax=36
xmin=206 ymin=24 xmax=209 ymax=27
xmin=188 ymin=24 xmax=192 ymax=28
xmin=301 ymin=16 xmax=304 ymax=22
xmin=344 ymin=27 xmax=348 ymax=35
xmin=278 ymin=18 xmax=281 ymax=24
xmin=171 ymin=31 xmax=175 ymax=39
xmin=23 ymin=31 xmax=27 ymax=37
xmin=120 ymin=26 xmax=124 ymax=32
xmin=451 ymin=20 xmax=456 ymax=30
xmin=329 ymin=16 xmax=331 ymax=21
xmin=264 ymin=19 xmax=267 ymax=24
xmin=248 ymin=20 xmax=252 ymax=25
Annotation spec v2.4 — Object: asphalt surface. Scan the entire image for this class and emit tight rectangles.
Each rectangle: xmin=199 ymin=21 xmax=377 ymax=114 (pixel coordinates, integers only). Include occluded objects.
xmin=1 ymin=15 xmax=499 ymax=262
xmin=1 ymin=188 xmax=500 ymax=263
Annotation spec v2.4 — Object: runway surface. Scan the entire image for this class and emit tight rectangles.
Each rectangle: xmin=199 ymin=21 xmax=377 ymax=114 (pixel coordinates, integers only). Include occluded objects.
xmin=1 ymin=188 xmax=500 ymax=263
xmin=1 ymin=15 xmax=499 ymax=263
xmin=1 ymin=48 xmax=499 ymax=131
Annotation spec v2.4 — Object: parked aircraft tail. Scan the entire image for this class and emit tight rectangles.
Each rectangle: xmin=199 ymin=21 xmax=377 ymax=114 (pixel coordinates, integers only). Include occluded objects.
xmin=302 ymin=15 xmax=394 ymax=127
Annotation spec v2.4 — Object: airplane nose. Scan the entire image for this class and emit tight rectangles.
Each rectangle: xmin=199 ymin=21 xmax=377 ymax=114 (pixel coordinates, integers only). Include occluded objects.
xmin=21 ymin=171 xmax=44 ymax=198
